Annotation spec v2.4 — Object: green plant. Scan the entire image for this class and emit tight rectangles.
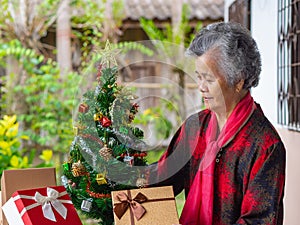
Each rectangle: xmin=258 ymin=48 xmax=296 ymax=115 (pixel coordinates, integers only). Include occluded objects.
xmin=0 ymin=40 xmax=80 ymax=158
xmin=140 ymin=4 xmax=202 ymax=120
xmin=132 ymin=100 xmax=174 ymax=164
xmin=16 ymin=68 xmax=80 ymax=154
xmin=0 ymin=115 xmax=54 ymax=178
xmin=140 ymin=4 xmax=202 ymax=48
xmin=133 ymin=104 xmax=173 ymax=140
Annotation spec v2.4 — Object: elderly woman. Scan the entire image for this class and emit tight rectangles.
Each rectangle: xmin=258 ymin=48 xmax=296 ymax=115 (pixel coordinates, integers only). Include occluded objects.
xmin=149 ymin=22 xmax=286 ymax=225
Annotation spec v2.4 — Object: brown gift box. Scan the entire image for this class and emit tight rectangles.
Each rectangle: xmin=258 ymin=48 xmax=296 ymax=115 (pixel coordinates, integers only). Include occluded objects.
xmin=111 ymin=186 xmax=180 ymax=225
xmin=0 ymin=167 xmax=57 ymax=225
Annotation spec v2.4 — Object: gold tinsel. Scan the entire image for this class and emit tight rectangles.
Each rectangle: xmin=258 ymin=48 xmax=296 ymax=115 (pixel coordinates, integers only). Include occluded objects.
xmin=99 ymin=145 xmax=113 ymax=161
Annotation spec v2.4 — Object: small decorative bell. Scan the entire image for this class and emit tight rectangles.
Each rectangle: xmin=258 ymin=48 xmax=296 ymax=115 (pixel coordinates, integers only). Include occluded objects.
xmin=100 ymin=116 xmax=112 ymax=127
xmin=94 ymin=112 xmax=103 ymax=121
xmin=81 ymin=198 xmax=93 ymax=212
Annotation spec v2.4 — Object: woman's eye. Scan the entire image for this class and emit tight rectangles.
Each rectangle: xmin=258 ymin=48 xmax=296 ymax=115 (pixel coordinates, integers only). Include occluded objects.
xmin=197 ymin=73 xmax=215 ymax=83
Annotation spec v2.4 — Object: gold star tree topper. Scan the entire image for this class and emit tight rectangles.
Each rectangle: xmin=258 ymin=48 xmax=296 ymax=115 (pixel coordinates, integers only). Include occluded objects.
xmin=98 ymin=40 xmax=120 ymax=67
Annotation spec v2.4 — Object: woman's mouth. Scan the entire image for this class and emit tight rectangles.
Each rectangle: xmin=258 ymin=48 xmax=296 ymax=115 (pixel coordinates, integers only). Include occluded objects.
xmin=203 ymin=97 xmax=213 ymax=101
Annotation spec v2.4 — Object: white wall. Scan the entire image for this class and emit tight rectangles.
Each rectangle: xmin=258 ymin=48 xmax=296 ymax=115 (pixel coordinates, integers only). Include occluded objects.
xmin=277 ymin=128 xmax=300 ymax=225
xmin=250 ymin=0 xmax=278 ymax=126
xmin=225 ymin=0 xmax=300 ymax=224
xmin=249 ymin=2 xmax=300 ymax=224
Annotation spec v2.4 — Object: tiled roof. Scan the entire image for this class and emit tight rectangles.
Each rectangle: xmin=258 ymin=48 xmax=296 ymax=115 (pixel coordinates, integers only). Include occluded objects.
xmin=124 ymin=0 xmax=224 ymax=21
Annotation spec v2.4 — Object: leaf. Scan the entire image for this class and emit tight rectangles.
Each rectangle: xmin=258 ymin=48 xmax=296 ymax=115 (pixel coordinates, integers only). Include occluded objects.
xmin=3 ymin=115 xmax=17 ymax=128
xmin=0 ymin=141 xmax=10 ymax=150
xmin=0 ymin=126 xmax=5 ymax=136
xmin=20 ymin=156 xmax=29 ymax=167
xmin=38 ymin=55 xmax=44 ymax=63
xmin=20 ymin=135 xmax=30 ymax=140
xmin=25 ymin=49 xmax=31 ymax=56
xmin=6 ymin=123 xmax=19 ymax=138
xmin=10 ymin=155 xmax=20 ymax=168
xmin=39 ymin=149 xmax=53 ymax=163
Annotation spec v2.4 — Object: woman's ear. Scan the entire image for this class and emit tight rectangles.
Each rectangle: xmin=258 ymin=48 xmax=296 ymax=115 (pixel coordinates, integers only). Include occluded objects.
xmin=235 ymin=79 xmax=245 ymax=93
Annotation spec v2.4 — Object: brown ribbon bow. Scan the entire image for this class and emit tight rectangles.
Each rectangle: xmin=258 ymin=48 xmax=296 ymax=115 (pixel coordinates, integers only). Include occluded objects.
xmin=113 ymin=191 xmax=148 ymax=221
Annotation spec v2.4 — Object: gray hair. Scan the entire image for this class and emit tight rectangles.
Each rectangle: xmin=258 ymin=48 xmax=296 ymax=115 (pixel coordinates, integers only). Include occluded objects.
xmin=186 ymin=22 xmax=261 ymax=89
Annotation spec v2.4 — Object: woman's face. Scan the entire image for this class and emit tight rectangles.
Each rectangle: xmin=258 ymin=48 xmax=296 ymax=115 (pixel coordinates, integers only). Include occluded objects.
xmin=195 ymin=54 xmax=240 ymax=116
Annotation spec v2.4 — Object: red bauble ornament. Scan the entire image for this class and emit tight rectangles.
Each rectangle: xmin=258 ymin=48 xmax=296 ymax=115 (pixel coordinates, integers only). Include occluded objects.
xmin=140 ymin=152 xmax=147 ymax=158
xmin=132 ymin=103 xmax=139 ymax=111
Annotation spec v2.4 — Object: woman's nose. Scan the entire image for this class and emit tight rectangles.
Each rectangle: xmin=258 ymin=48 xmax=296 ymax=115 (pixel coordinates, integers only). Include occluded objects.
xmin=198 ymin=80 xmax=207 ymax=92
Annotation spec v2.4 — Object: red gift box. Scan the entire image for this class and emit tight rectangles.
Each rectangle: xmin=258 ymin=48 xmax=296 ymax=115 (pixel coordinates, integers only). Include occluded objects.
xmin=3 ymin=186 xmax=82 ymax=225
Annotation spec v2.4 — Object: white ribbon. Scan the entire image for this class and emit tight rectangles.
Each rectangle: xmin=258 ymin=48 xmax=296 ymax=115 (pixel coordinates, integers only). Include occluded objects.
xmin=34 ymin=187 xmax=68 ymax=222
xmin=14 ymin=187 xmax=72 ymax=222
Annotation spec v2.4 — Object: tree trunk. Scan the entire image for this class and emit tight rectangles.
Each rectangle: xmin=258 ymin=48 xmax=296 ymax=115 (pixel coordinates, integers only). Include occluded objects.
xmin=56 ymin=0 xmax=72 ymax=169
xmin=56 ymin=0 xmax=72 ymax=76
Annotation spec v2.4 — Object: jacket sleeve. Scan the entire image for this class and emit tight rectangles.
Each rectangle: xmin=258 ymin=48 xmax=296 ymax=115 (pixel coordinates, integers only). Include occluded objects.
xmin=147 ymin=123 xmax=191 ymax=196
xmin=235 ymin=141 xmax=286 ymax=225
xmin=146 ymin=110 xmax=206 ymax=195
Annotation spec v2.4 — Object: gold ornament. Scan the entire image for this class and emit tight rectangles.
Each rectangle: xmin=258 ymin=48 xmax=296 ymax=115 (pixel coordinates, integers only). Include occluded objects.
xmin=98 ymin=40 xmax=120 ymax=67
xmin=72 ymin=161 xmax=86 ymax=177
xmin=136 ymin=177 xmax=148 ymax=188
xmin=73 ymin=124 xmax=86 ymax=135
xmin=99 ymin=145 xmax=113 ymax=161
xmin=94 ymin=112 xmax=103 ymax=121
xmin=96 ymin=173 xmax=107 ymax=185
xmin=73 ymin=126 xmax=79 ymax=135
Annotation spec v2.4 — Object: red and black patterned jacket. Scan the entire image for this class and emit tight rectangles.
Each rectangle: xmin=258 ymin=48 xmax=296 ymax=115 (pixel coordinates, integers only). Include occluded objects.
xmin=150 ymin=103 xmax=286 ymax=225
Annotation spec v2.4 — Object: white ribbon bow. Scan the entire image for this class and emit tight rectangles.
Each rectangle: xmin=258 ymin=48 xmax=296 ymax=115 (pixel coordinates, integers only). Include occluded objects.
xmin=34 ymin=187 xmax=68 ymax=222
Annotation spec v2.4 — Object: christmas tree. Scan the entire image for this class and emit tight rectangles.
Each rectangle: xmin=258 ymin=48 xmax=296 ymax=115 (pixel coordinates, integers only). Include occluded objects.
xmin=62 ymin=41 xmax=148 ymax=225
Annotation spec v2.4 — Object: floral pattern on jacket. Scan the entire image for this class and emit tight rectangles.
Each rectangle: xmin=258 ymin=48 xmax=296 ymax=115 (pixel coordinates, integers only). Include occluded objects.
xmin=151 ymin=104 xmax=286 ymax=225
